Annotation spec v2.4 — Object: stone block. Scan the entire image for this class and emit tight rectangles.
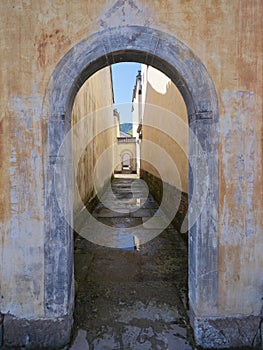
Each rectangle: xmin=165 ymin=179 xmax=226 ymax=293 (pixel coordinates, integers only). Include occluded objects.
xmin=3 ymin=314 xmax=72 ymax=349
xmin=193 ymin=314 xmax=261 ymax=349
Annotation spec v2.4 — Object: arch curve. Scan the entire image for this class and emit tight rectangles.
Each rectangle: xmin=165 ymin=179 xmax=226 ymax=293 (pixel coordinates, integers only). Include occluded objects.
xmin=43 ymin=25 xmax=219 ymax=338
xmin=44 ymin=25 xmax=218 ymax=119
xmin=121 ymin=149 xmax=134 ymax=172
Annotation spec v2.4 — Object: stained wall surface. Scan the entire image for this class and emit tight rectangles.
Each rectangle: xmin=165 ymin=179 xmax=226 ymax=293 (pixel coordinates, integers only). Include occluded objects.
xmin=140 ymin=65 xmax=188 ymax=193
xmin=72 ymin=67 xmax=115 ymax=214
xmin=0 ymin=0 xmax=262 ymax=347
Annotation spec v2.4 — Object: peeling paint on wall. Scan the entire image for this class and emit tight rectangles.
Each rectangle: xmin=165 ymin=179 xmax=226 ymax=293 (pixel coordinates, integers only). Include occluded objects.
xmin=221 ymin=90 xmax=257 ymax=244
xmin=98 ymin=0 xmax=153 ymax=28
xmin=219 ymin=89 xmax=262 ymax=315
xmin=1 ymin=94 xmax=44 ymax=317
xmin=36 ymin=29 xmax=71 ymax=69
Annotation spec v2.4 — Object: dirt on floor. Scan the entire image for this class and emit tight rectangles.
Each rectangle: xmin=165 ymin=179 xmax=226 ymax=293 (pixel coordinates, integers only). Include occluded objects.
xmin=71 ymin=178 xmax=195 ymax=350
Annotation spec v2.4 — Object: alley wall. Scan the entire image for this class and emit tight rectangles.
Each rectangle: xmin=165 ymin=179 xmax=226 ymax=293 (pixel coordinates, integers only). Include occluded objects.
xmin=140 ymin=65 xmax=188 ymax=193
xmin=72 ymin=67 xmax=115 ymax=215
xmin=137 ymin=65 xmax=189 ymax=232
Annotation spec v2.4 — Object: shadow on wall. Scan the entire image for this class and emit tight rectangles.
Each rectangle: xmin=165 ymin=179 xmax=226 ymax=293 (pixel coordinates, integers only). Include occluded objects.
xmin=140 ymin=168 xmax=188 ymax=237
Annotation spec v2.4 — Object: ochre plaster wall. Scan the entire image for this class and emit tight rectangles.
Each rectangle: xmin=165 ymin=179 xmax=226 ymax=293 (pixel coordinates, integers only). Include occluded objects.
xmin=140 ymin=65 xmax=188 ymax=193
xmin=0 ymin=0 xmax=262 ymax=332
xmin=72 ymin=67 xmax=115 ymax=215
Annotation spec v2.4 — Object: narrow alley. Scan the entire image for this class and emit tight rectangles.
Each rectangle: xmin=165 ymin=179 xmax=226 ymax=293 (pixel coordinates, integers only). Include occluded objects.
xmin=71 ymin=176 xmax=195 ymax=349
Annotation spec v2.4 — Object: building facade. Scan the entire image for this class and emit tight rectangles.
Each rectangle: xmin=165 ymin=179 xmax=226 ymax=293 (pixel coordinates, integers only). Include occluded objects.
xmin=0 ymin=1 xmax=262 ymax=348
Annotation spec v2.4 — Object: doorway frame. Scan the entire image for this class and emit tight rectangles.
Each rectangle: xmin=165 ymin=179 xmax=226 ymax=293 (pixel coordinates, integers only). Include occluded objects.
xmin=43 ymin=25 xmax=219 ymax=344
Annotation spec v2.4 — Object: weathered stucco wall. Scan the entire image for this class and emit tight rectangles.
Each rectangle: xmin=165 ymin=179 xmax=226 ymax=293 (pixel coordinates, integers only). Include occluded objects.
xmin=140 ymin=65 xmax=188 ymax=193
xmin=72 ymin=67 xmax=115 ymax=215
xmin=0 ymin=0 xmax=262 ymax=348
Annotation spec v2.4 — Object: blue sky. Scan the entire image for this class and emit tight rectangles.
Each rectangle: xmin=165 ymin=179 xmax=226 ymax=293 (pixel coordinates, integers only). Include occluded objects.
xmin=111 ymin=62 xmax=141 ymax=123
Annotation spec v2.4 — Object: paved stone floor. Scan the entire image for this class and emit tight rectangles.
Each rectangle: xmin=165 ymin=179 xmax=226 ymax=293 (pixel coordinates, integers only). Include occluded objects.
xmin=70 ymin=177 xmax=196 ymax=350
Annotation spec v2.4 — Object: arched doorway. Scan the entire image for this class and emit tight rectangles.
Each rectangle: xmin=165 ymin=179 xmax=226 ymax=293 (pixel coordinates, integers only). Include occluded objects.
xmin=122 ymin=152 xmax=131 ymax=171
xmin=43 ymin=25 xmax=218 ymax=343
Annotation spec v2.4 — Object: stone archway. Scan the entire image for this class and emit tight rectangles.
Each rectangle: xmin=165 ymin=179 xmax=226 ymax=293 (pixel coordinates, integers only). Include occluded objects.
xmin=121 ymin=150 xmax=133 ymax=172
xmin=122 ymin=152 xmax=131 ymax=167
xmin=43 ymin=25 xmax=218 ymax=345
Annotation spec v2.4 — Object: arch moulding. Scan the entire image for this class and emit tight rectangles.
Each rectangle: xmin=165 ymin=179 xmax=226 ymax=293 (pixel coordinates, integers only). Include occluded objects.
xmin=43 ymin=25 xmax=219 ymax=348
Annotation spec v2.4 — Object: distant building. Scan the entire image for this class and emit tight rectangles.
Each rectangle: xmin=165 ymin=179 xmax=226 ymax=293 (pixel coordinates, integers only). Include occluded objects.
xmin=114 ymin=110 xmax=137 ymax=174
